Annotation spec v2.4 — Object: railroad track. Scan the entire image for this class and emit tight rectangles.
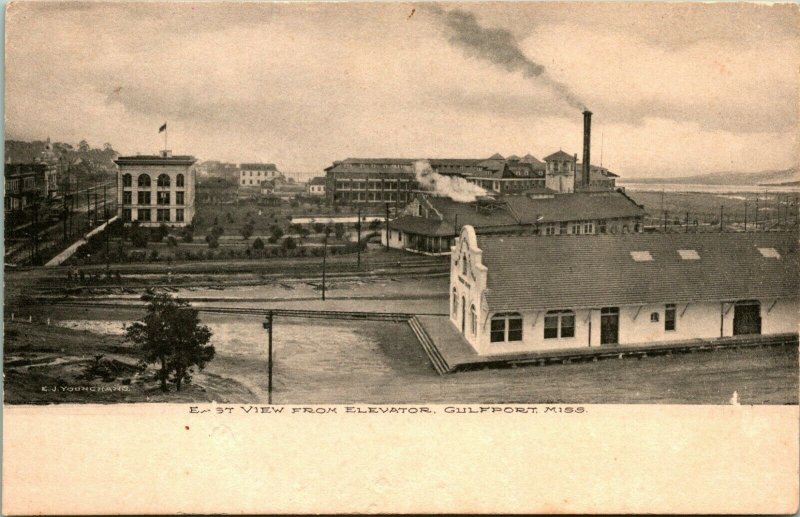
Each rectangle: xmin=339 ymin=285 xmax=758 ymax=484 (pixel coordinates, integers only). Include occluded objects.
xmin=26 ymin=300 xmax=448 ymax=322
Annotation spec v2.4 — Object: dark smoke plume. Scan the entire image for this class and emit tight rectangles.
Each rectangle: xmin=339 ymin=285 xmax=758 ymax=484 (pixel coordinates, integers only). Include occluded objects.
xmin=428 ymin=5 xmax=586 ymax=111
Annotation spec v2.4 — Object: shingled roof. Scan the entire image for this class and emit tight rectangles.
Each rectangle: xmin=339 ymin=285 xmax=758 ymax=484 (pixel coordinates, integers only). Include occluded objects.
xmin=502 ymin=191 xmax=644 ymax=224
xmin=474 ymin=231 xmax=799 ymax=312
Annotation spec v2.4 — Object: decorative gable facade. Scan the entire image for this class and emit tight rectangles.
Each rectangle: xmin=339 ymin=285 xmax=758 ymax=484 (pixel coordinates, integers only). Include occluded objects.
xmin=450 ymin=226 xmax=799 ymax=356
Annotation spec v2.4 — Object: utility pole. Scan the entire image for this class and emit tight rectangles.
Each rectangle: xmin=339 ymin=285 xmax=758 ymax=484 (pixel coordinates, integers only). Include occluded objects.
xmin=105 ymin=191 xmax=110 ymax=276
xmin=62 ymin=177 xmax=68 ymax=242
xmin=684 ymin=211 xmax=689 ymax=233
xmin=86 ymin=186 xmax=91 ymax=231
xmin=744 ymin=200 xmax=748 ymax=231
xmin=385 ymin=202 xmax=390 ymax=251
xmin=321 ymin=234 xmax=327 ymax=301
xmin=262 ymin=311 xmax=274 ymax=405
xmin=755 ymin=196 xmax=759 ymax=231
xmin=663 ymin=210 xmax=667 ymax=233
xmin=94 ymin=190 xmax=99 ymax=226
xmin=719 ymin=205 xmax=724 ymax=232
xmin=356 ymin=206 xmax=361 ymax=270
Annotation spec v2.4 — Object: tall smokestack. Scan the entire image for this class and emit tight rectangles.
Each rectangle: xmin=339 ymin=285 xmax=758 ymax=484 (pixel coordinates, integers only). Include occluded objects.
xmin=582 ymin=110 xmax=592 ymax=188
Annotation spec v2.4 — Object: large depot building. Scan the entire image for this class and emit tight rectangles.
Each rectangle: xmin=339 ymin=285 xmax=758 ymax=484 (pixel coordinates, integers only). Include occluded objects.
xmin=450 ymin=225 xmax=798 ymax=356
xmin=115 ymin=151 xmax=196 ymax=227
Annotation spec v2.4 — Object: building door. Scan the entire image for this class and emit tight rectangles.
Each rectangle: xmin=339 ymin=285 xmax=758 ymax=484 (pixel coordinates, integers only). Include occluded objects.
xmin=600 ymin=307 xmax=619 ymax=345
xmin=461 ymin=296 xmax=466 ymax=334
xmin=733 ymin=301 xmax=761 ymax=336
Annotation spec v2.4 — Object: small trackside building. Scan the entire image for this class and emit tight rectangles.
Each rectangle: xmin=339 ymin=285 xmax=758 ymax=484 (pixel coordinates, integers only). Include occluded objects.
xmin=450 ymin=226 xmax=798 ymax=356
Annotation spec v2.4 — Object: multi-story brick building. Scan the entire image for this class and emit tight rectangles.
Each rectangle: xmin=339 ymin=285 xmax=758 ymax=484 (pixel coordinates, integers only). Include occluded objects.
xmin=115 ymin=151 xmax=196 ymax=227
xmin=239 ymin=163 xmax=282 ymax=187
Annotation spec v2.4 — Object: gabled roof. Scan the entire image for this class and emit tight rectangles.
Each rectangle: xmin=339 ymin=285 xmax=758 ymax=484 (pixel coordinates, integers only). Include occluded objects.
xmin=543 ymin=150 xmax=574 ymax=162
xmin=308 ymin=177 xmax=327 ymax=185
xmin=487 ymin=153 xmax=505 ymax=160
xmin=475 ymin=231 xmax=799 ymax=312
xmin=502 ymin=190 xmax=645 ymax=224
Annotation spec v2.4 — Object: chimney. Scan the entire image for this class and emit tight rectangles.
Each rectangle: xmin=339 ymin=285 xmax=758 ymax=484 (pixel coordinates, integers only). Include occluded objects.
xmin=582 ymin=110 xmax=592 ymax=188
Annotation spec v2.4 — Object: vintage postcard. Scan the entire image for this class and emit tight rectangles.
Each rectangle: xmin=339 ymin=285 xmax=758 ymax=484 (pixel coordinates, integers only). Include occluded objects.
xmin=3 ymin=1 xmax=799 ymax=514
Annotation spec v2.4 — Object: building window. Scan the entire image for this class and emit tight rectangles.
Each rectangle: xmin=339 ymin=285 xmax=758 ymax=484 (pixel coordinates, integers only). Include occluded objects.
xmin=122 ymin=208 xmax=132 ymax=221
xmin=462 ymin=254 xmax=468 ymax=276
xmin=157 ymin=209 xmax=170 ymax=222
xmin=559 ymin=222 xmax=568 ymax=234
xmin=544 ymin=310 xmax=575 ymax=339
xmin=571 ymin=222 xmax=581 ymax=234
xmin=650 ymin=312 xmax=659 ymax=322
xmin=469 ymin=305 xmax=477 ymax=335
xmin=598 ymin=220 xmax=607 ymax=234
xmin=452 ymin=288 xmax=458 ymax=316
xmin=137 ymin=191 xmax=151 ymax=205
xmin=545 ymin=223 xmax=556 ymax=236
xmin=157 ymin=174 xmax=170 ymax=187
xmin=176 ymin=192 xmax=184 ymax=205
xmin=137 ymin=209 xmax=151 ymax=222
xmin=583 ymin=222 xmax=594 ymax=234
xmin=176 ymin=209 xmax=184 ymax=222
xmin=123 ymin=191 xmax=132 ymax=205
xmin=490 ymin=313 xmax=523 ymax=343
xmin=122 ymin=174 xmax=132 ymax=187
xmin=665 ymin=304 xmax=676 ymax=331
xmin=157 ymin=192 xmax=170 ymax=205
xmin=137 ymin=174 xmax=151 ymax=188
xmin=176 ymin=174 xmax=185 ymax=187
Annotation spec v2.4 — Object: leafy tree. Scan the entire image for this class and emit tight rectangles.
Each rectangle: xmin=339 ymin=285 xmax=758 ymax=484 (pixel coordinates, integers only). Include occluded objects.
xmin=78 ymin=140 xmax=90 ymax=153
xmin=167 ymin=235 xmax=178 ymax=248
xmin=283 ymin=236 xmax=297 ymax=250
xmin=211 ymin=225 xmax=224 ymax=239
xmin=125 ymin=294 xmax=214 ymax=392
xmin=252 ymin=237 xmax=265 ymax=255
xmin=270 ymin=225 xmax=284 ymax=240
xmin=207 ymin=235 xmax=220 ymax=249
xmin=298 ymin=228 xmax=310 ymax=241
xmin=130 ymin=221 xmax=149 ymax=248
xmin=240 ymin=221 xmax=254 ymax=241
xmin=369 ymin=219 xmax=380 ymax=231
xmin=182 ymin=227 xmax=194 ymax=243
xmin=334 ymin=222 xmax=345 ymax=240
xmin=313 ymin=222 xmax=325 ymax=234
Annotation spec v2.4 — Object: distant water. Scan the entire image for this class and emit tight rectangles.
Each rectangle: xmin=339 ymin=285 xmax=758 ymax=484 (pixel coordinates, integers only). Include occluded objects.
xmin=619 ymin=182 xmax=800 ymax=194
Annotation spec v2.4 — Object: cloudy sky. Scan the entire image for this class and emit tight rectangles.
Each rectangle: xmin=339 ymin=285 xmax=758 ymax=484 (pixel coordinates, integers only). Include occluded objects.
xmin=5 ymin=2 xmax=798 ymax=179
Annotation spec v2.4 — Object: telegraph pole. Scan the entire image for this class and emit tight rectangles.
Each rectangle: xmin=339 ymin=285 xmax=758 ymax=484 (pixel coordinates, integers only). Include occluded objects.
xmin=663 ymin=210 xmax=667 ymax=233
xmin=755 ymin=196 xmax=759 ymax=231
xmin=744 ymin=200 xmax=748 ymax=231
xmin=86 ymin=187 xmax=91 ymax=230
xmin=385 ymin=202 xmax=390 ymax=250
xmin=356 ymin=206 xmax=362 ymax=270
xmin=262 ymin=311 xmax=274 ymax=405
xmin=321 ymin=234 xmax=327 ymax=301
xmin=719 ymin=205 xmax=724 ymax=232
xmin=685 ymin=211 xmax=689 ymax=233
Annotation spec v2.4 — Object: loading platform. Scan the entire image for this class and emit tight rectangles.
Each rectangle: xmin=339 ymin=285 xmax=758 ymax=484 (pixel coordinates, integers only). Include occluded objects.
xmin=408 ymin=315 xmax=799 ymax=375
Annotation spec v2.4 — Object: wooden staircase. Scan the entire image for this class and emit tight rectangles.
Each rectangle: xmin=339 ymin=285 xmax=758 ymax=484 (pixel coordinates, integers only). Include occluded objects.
xmin=408 ymin=316 xmax=451 ymax=375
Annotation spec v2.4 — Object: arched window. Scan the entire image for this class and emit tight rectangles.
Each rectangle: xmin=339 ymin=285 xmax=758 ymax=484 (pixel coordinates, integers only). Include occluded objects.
xmin=470 ymin=305 xmax=477 ymax=335
xmin=462 ymin=254 xmax=468 ymax=276
xmin=176 ymin=174 xmax=185 ymax=187
xmin=157 ymin=174 xmax=170 ymax=187
xmin=490 ymin=313 xmax=523 ymax=343
xmin=452 ymin=288 xmax=458 ymax=316
xmin=137 ymin=174 xmax=151 ymax=188
xmin=122 ymin=174 xmax=132 ymax=187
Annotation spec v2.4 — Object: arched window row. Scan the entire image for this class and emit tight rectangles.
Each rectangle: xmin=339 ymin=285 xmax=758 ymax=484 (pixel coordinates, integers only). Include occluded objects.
xmin=137 ymin=174 xmax=151 ymax=188
xmin=157 ymin=174 xmax=170 ymax=187
xmin=122 ymin=174 xmax=132 ymax=187
xmin=125 ymin=173 xmax=186 ymax=189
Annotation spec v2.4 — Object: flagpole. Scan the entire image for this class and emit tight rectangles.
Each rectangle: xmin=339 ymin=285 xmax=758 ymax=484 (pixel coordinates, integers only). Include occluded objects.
xmin=164 ymin=124 xmax=168 ymax=151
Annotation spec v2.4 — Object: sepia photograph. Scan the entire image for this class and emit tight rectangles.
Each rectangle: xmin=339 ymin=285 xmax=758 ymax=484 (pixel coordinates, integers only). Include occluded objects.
xmin=3 ymin=2 xmax=799 ymax=514
xmin=3 ymin=1 xmax=798 ymax=407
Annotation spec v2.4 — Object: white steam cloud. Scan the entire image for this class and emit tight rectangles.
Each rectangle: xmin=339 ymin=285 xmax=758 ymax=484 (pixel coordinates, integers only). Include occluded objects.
xmin=413 ymin=160 xmax=487 ymax=203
